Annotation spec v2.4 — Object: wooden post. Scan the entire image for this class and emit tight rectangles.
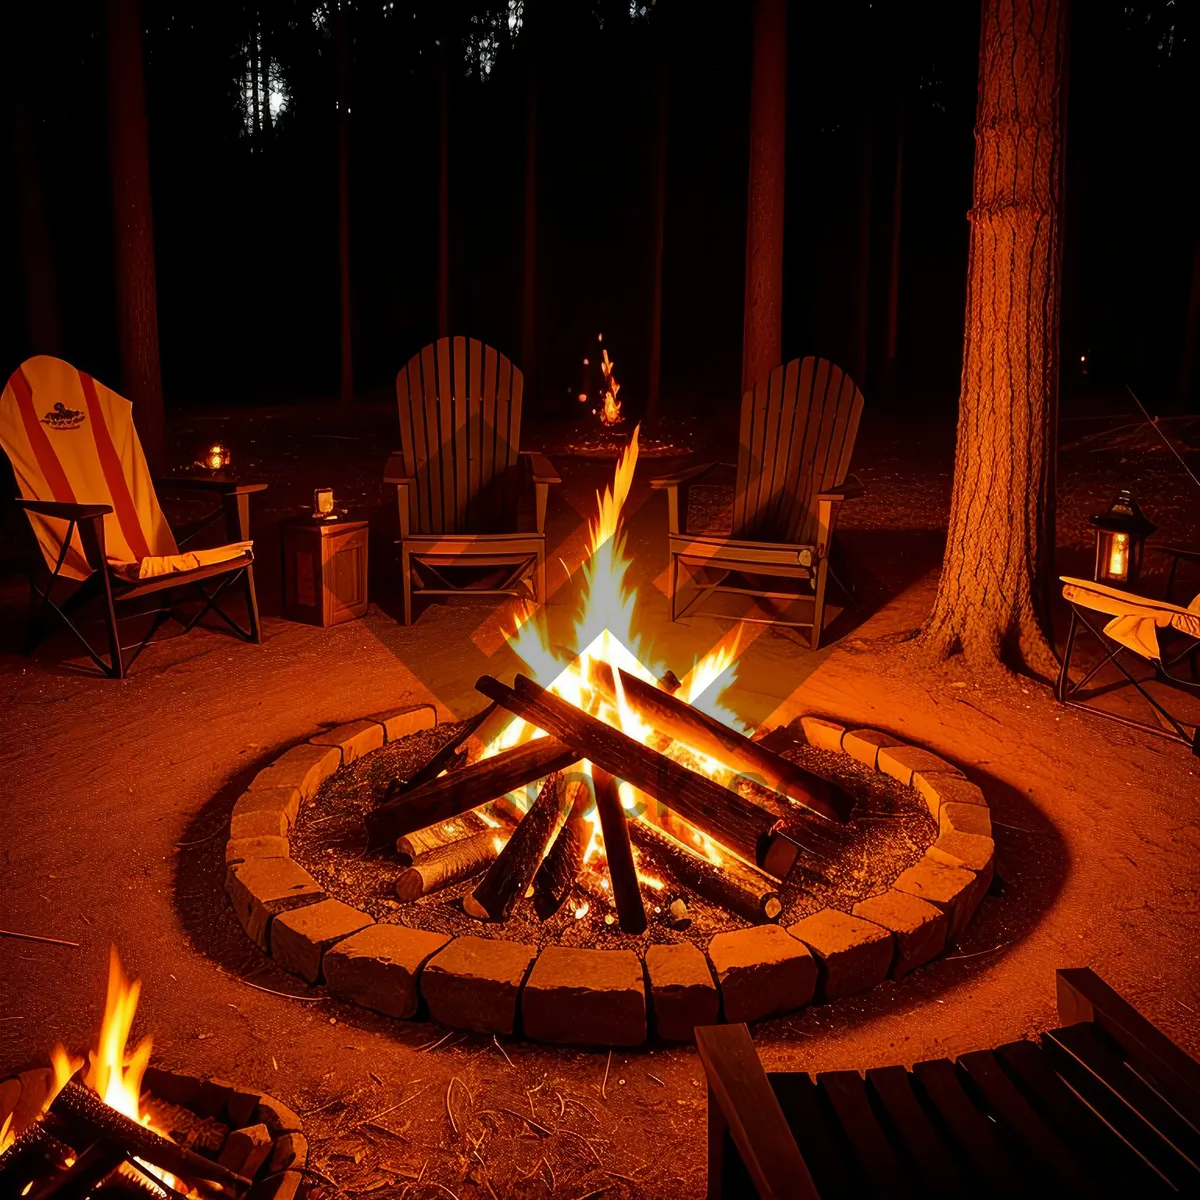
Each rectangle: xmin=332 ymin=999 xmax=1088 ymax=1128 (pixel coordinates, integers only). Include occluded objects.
xmin=106 ymin=0 xmax=165 ymax=468
xmin=334 ymin=0 xmax=353 ymax=407
xmin=741 ymin=0 xmax=787 ymax=395
xmin=592 ymin=766 xmax=647 ymax=933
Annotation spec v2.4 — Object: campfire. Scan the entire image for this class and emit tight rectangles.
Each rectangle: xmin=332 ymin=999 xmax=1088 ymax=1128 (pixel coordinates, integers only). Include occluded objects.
xmin=577 ymin=334 xmax=623 ymax=427
xmin=366 ymin=428 xmax=850 ymax=931
xmin=0 ymin=949 xmax=289 ymax=1199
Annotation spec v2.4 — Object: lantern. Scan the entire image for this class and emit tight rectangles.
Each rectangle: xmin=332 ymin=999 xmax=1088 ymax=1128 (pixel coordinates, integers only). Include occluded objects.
xmin=1090 ymin=490 xmax=1156 ymax=587
xmin=203 ymin=443 xmax=231 ymax=473
xmin=312 ymin=488 xmax=335 ymax=519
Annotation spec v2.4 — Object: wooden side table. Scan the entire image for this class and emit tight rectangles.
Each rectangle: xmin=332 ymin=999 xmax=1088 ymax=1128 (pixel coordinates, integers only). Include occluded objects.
xmin=281 ymin=516 xmax=369 ymax=627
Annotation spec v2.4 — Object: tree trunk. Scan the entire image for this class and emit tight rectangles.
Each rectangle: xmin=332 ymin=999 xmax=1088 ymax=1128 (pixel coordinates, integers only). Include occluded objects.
xmin=740 ymin=0 xmax=786 ymax=395
xmin=8 ymin=77 xmax=62 ymax=355
xmin=918 ymin=0 xmax=1069 ymax=676
xmin=645 ymin=7 xmax=670 ymax=423
xmin=437 ymin=5 xmax=450 ymax=341
xmin=335 ymin=0 xmax=353 ymax=407
xmin=521 ymin=0 xmax=537 ymax=404
xmin=106 ymin=0 xmax=165 ymax=468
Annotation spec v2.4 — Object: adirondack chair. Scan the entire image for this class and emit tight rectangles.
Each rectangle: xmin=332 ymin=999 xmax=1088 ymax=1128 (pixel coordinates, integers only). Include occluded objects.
xmin=651 ymin=357 xmax=864 ymax=649
xmin=701 ymin=967 xmax=1200 ymax=1198
xmin=383 ymin=337 xmax=560 ymax=624
xmin=0 ymin=356 xmax=264 ymax=678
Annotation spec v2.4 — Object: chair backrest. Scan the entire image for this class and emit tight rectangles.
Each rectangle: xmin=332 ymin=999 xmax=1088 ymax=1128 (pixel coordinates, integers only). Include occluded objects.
xmin=0 ymin=356 xmax=176 ymax=580
xmin=733 ymin=356 xmax=864 ymax=544
xmin=395 ymin=337 xmax=525 ymax=534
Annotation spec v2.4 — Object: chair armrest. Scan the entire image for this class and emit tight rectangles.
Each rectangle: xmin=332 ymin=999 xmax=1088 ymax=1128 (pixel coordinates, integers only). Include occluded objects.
xmin=815 ymin=473 xmax=864 ymax=503
xmin=521 ymin=450 xmax=561 ymax=485
xmin=383 ymin=460 xmax=416 ymax=537
xmin=157 ymin=477 xmax=268 ymax=496
xmin=17 ymin=499 xmax=113 ymax=520
xmin=650 ymin=461 xmax=722 ymax=489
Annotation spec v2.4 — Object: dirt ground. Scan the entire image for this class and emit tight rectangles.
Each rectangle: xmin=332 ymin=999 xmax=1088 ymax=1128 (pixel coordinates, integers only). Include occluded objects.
xmin=2 ymin=401 xmax=1199 ymax=1199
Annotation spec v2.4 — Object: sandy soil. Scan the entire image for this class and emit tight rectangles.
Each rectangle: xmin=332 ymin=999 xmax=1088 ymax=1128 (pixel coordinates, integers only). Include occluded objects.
xmin=1 ymin=403 xmax=1198 ymax=1199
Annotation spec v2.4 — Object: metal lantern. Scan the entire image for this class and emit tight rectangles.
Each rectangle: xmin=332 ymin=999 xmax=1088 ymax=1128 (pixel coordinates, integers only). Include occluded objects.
xmin=203 ymin=442 xmax=231 ymax=472
xmin=1090 ymin=489 xmax=1156 ymax=587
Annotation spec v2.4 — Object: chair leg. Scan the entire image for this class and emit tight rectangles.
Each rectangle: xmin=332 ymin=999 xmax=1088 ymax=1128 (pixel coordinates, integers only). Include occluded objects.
xmin=243 ymin=564 xmax=263 ymax=643
xmin=1056 ymin=611 xmax=1080 ymax=702
xmin=401 ymin=547 xmax=413 ymax=626
xmin=810 ymin=557 xmax=830 ymax=651
xmin=98 ymin=569 xmax=124 ymax=679
xmin=668 ymin=553 xmax=679 ymax=622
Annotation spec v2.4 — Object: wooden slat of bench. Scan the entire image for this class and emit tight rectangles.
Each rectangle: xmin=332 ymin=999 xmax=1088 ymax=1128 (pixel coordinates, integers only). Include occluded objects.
xmin=1045 ymin=1026 xmax=1200 ymax=1190
xmin=768 ymin=1072 xmax=854 ymax=1200
xmin=910 ymin=1058 xmax=1027 ymax=1197
xmin=696 ymin=1025 xmax=818 ymax=1200
xmin=996 ymin=1039 xmax=1174 ymax=1195
xmin=1058 ymin=967 xmax=1200 ymax=1130
xmin=1051 ymin=1022 xmax=1200 ymax=1175
xmin=865 ymin=1066 xmax=971 ymax=1198
xmin=956 ymin=1050 xmax=1100 ymax=1197
xmin=817 ymin=1071 xmax=916 ymax=1199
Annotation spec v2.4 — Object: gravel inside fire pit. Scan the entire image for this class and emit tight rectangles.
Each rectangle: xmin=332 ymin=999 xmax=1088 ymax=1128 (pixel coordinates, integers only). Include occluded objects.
xmin=289 ymin=722 xmax=936 ymax=951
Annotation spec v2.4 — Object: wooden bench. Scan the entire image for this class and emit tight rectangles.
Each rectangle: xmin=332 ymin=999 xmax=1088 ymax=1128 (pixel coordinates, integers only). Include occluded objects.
xmin=698 ymin=968 xmax=1200 ymax=1198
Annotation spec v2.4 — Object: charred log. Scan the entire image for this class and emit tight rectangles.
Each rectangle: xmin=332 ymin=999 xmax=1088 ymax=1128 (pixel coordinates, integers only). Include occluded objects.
xmin=390 ymin=702 xmax=499 ymax=798
xmin=532 ymin=778 xmax=592 ymax=919
xmin=591 ymin=766 xmax=647 ymax=933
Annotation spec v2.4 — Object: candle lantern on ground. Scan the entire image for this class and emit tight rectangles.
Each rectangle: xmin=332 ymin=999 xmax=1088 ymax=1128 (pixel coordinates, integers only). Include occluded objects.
xmin=1090 ymin=489 xmax=1156 ymax=587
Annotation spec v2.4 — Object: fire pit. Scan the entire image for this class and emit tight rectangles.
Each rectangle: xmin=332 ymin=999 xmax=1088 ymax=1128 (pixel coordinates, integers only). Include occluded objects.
xmin=222 ymin=430 xmax=995 ymax=1045
xmin=0 ymin=950 xmax=307 ymax=1199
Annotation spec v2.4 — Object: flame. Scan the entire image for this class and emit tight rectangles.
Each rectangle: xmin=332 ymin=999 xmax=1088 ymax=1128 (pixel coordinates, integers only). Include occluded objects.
xmin=598 ymin=347 xmax=622 ymax=426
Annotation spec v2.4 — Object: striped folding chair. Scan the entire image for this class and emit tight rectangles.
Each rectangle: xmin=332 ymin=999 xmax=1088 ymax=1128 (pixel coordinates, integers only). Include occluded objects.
xmin=0 ymin=356 xmax=265 ymax=678
xmin=1057 ymin=575 xmax=1200 ymax=753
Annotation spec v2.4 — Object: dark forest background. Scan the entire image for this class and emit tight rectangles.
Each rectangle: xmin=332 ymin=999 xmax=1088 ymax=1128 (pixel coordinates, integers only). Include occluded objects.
xmin=2 ymin=0 xmax=1197 ymax=420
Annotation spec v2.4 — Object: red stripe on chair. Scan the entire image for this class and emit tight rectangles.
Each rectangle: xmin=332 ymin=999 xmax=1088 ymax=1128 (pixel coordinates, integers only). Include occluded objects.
xmin=9 ymin=366 xmax=77 ymax=502
xmin=78 ymin=370 xmax=152 ymax=561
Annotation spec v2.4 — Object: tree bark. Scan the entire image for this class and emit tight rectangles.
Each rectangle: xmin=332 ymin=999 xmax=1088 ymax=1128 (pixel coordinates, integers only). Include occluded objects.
xmin=437 ymin=3 xmax=450 ymax=341
xmin=106 ymin=0 xmax=165 ymax=468
xmin=521 ymin=0 xmax=537 ymax=401
xmin=740 ymin=0 xmax=787 ymax=395
xmin=646 ymin=7 xmax=670 ymax=423
xmin=335 ymin=1 xmax=353 ymax=407
xmin=917 ymin=0 xmax=1069 ymax=676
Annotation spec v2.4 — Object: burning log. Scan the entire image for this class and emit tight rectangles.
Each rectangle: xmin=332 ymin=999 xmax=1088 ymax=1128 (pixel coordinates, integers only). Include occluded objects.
xmin=629 ymin=820 xmax=782 ymax=924
xmin=532 ymin=778 xmax=592 ymax=918
xmin=597 ymin=664 xmax=850 ymax=823
xmin=464 ymin=773 xmax=567 ymax=920
xmin=49 ymin=1082 xmax=252 ymax=1194
xmin=475 ymin=674 xmax=800 ymax=880
xmin=395 ymin=830 xmax=504 ymax=900
xmin=40 ymin=1139 xmax=129 ymax=1197
xmin=0 ymin=1122 xmax=77 ymax=1191
xmin=388 ymin=702 xmax=499 ymax=797
xmin=364 ymin=736 xmax=576 ymax=851
xmin=395 ymin=812 xmax=490 ymax=864
xmin=591 ymin=767 xmax=647 ymax=934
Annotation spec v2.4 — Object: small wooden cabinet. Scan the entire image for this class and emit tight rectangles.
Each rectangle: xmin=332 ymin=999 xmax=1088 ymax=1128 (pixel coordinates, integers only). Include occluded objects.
xmin=281 ymin=516 xmax=369 ymax=627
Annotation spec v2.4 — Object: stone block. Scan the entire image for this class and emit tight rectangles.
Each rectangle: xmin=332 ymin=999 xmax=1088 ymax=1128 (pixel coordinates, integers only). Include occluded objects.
xmin=323 ymin=924 xmax=450 ymax=1018
xmin=205 ymin=1078 xmax=262 ymax=1128
xmin=311 ymin=719 xmax=385 ymax=764
xmin=271 ymin=899 xmax=375 ymax=983
xmin=142 ymin=1067 xmax=204 ymax=1109
xmin=841 ymin=729 xmax=902 ymax=770
xmin=219 ymin=1123 xmax=273 ymax=1178
xmin=912 ymin=772 xmax=987 ymax=818
xmin=521 ymin=947 xmax=646 ymax=1047
xmin=707 ymin=926 xmax=816 ymax=1023
xmin=191 ymin=1079 xmax=233 ymax=1119
xmin=254 ymin=1095 xmax=303 ymax=1135
xmin=892 ymin=858 xmax=978 ymax=938
xmin=225 ymin=836 xmax=290 ymax=866
xmin=852 ymin=889 xmax=948 ymax=978
xmin=940 ymin=802 xmax=991 ymax=839
xmin=877 ymin=745 xmax=963 ymax=788
xmin=799 ymin=716 xmax=845 ymax=753
xmin=371 ymin=704 xmax=437 ymax=742
xmin=787 ymin=909 xmax=893 ymax=1001
xmin=268 ymin=1131 xmax=308 ymax=1174
xmin=226 ymin=858 xmax=325 ymax=950
xmin=250 ymin=743 xmax=341 ymax=801
xmin=645 ymin=943 xmax=719 ymax=1042
xmin=421 ymin=936 xmax=537 ymax=1035
xmin=250 ymin=1170 xmax=302 ymax=1200
xmin=232 ymin=787 xmax=302 ymax=832
xmin=230 ymin=808 xmax=290 ymax=840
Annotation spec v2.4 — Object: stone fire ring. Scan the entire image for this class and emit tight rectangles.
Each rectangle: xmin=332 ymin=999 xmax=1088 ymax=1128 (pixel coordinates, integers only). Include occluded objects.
xmin=223 ymin=709 xmax=994 ymax=1047
xmin=0 ymin=1063 xmax=307 ymax=1200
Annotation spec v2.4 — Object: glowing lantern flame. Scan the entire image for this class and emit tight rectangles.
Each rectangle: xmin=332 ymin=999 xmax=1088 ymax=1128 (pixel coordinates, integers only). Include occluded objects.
xmin=598 ymin=348 xmax=622 ymax=426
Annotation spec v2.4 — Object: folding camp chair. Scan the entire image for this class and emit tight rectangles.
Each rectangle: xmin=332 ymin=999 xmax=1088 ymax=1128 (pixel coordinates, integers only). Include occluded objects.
xmin=0 ymin=356 xmax=265 ymax=678
xmin=1057 ymin=575 xmax=1200 ymax=753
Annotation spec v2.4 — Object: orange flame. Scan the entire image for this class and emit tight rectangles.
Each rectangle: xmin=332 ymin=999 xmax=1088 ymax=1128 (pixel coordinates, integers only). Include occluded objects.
xmin=598 ymin=348 xmax=622 ymax=426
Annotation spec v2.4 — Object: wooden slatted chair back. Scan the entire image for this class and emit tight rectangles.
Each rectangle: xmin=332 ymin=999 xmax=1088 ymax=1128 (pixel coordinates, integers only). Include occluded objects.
xmin=733 ymin=357 xmax=864 ymax=544
xmin=395 ymin=337 xmax=525 ymax=534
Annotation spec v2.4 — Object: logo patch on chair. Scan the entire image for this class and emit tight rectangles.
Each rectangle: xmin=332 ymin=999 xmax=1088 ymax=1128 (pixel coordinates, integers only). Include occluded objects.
xmin=41 ymin=402 xmax=86 ymax=430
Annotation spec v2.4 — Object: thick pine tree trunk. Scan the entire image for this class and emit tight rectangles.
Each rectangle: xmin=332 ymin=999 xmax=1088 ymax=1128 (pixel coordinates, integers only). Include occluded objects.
xmin=107 ymin=0 xmax=165 ymax=467
xmin=740 ymin=0 xmax=786 ymax=395
xmin=919 ymin=0 xmax=1069 ymax=675
xmin=335 ymin=1 xmax=353 ymax=407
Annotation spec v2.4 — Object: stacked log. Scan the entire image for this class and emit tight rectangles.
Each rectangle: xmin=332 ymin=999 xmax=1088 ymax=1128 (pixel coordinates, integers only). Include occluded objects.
xmin=532 ymin=778 xmax=592 ymax=918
